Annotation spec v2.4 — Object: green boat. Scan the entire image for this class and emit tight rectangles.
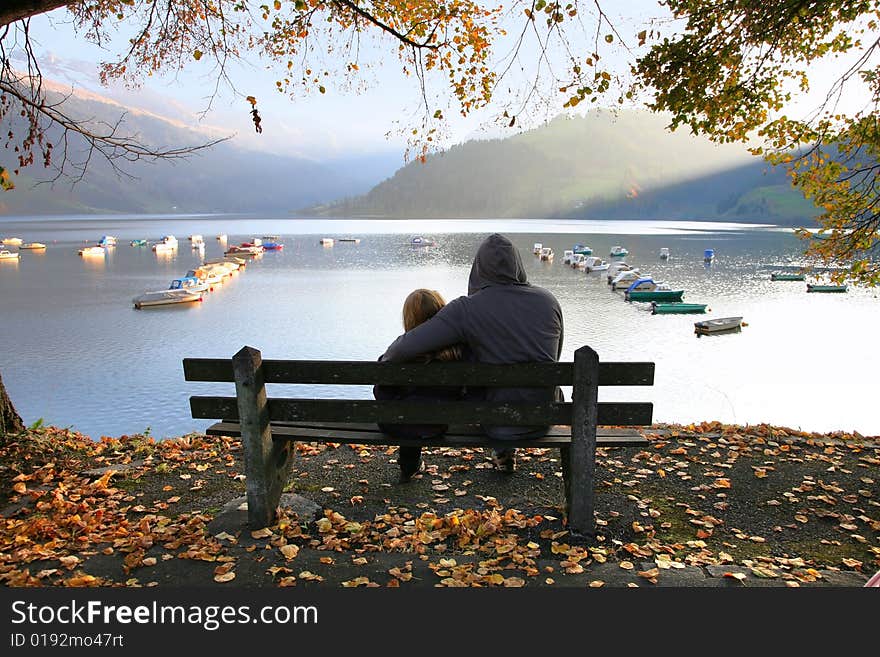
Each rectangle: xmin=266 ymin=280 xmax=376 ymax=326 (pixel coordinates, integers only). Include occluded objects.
xmin=770 ymin=272 xmax=805 ymax=281
xmin=806 ymin=284 xmax=847 ymax=293
xmin=627 ymin=289 xmax=685 ymax=302
xmin=652 ymin=302 xmax=707 ymax=315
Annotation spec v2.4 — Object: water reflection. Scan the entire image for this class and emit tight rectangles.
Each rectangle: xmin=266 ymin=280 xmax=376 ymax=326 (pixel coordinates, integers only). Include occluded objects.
xmin=0 ymin=217 xmax=877 ymax=439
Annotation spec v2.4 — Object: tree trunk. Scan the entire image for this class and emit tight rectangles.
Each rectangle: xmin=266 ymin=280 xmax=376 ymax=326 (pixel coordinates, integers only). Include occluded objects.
xmin=0 ymin=369 xmax=25 ymax=439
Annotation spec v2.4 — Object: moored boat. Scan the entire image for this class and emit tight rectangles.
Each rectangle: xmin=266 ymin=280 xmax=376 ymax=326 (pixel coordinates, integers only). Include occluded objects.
xmin=98 ymin=235 xmax=117 ymax=247
xmin=260 ymin=235 xmax=284 ymax=250
xmin=132 ymin=289 xmax=203 ymax=309
xmin=540 ymin=246 xmax=554 ymax=261
xmin=573 ymin=243 xmax=593 ymax=256
xmin=338 ymin=237 xmax=361 ymax=243
xmin=410 ymin=236 xmax=435 ymax=247
xmin=78 ymin=246 xmax=106 ymax=256
xmin=806 ymin=283 xmax=847 ymax=293
xmin=611 ymin=269 xmax=646 ymax=290
xmin=19 ymin=242 xmax=46 ymax=250
xmin=570 ymin=253 xmax=586 ymax=269
xmin=610 ymin=245 xmax=628 ymax=257
xmin=2 ymin=237 xmax=23 ymax=246
xmin=562 ymin=250 xmax=574 ymax=265
xmin=533 ymin=242 xmax=543 ymax=255
xmin=771 ymin=272 xmax=805 ymax=281
xmin=169 ymin=276 xmax=209 ymax=293
xmin=225 ymin=244 xmax=263 ymax=257
xmin=659 ymin=247 xmax=670 ymax=260
xmin=130 ymin=239 xmax=148 ymax=247
xmin=606 ymin=261 xmax=634 ymax=284
xmin=694 ymin=316 xmax=743 ymax=335
xmin=704 ymin=248 xmax=715 ymax=263
xmin=0 ymin=249 xmax=20 ymax=260
xmin=627 ymin=288 xmax=685 ymax=302
xmin=652 ymin=302 xmax=707 ymax=315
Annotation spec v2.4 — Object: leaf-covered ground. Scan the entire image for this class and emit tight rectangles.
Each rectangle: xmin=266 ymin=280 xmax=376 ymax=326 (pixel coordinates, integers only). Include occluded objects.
xmin=1 ymin=422 xmax=877 ymax=588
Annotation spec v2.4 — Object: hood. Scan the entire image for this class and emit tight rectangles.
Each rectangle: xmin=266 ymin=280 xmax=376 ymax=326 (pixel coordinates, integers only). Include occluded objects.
xmin=467 ymin=233 xmax=529 ymax=294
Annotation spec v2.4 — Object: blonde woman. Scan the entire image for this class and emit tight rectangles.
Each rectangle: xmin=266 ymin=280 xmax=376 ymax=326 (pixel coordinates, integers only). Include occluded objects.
xmin=374 ymin=289 xmax=464 ymax=482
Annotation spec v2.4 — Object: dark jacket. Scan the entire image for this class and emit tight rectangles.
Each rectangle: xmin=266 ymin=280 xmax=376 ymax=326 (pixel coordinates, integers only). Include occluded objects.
xmin=373 ymin=352 xmax=464 ymax=440
xmin=381 ymin=233 xmax=564 ymax=438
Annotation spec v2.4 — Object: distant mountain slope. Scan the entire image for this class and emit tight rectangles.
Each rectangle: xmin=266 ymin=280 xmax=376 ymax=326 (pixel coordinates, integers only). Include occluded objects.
xmin=0 ymin=82 xmax=390 ymax=215
xmin=315 ymin=110 xmax=820 ymax=224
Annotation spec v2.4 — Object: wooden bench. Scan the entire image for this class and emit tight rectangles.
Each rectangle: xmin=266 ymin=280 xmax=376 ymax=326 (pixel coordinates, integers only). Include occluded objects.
xmin=183 ymin=345 xmax=654 ymax=536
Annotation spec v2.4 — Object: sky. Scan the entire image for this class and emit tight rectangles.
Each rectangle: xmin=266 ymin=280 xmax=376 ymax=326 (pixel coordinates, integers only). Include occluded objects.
xmin=20 ymin=1 xmax=667 ymax=164
xmin=17 ymin=1 xmax=875 ymax=165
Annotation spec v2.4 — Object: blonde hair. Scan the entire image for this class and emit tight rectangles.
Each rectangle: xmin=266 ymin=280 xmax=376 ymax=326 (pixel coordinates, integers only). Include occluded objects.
xmin=402 ymin=289 xmax=461 ymax=362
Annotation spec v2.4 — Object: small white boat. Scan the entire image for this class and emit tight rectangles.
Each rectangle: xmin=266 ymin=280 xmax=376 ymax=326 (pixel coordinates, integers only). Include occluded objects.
xmin=189 ymin=234 xmax=205 ymax=245
xmin=338 ymin=237 xmax=361 ymax=244
xmin=610 ymin=245 xmax=629 ymax=257
xmin=78 ymin=246 xmax=106 ymax=257
xmin=606 ymin=262 xmax=634 ymax=284
xmin=694 ymin=316 xmax=743 ymax=335
xmin=570 ymin=253 xmax=586 ymax=269
xmin=540 ymin=247 xmax=554 ymax=261
xmin=2 ymin=237 xmax=23 ymax=246
xmin=533 ymin=242 xmax=543 ymax=255
xmin=217 ymin=234 xmax=228 ymax=242
xmin=19 ymin=242 xmax=46 ymax=250
xmin=582 ymin=256 xmax=608 ymax=272
xmin=133 ymin=289 xmax=203 ymax=309
xmin=0 ymin=249 xmax=20 ymax=261
xmin=98 ymin=235 xmax=117 ymax=247
xmin=320 ymin=238 xmax=335 ymax=247
xmin=562 ymin=250 xmax=574 ymax=265
xmin=611 ymin=269 xmax=646 ymax=290
xmin=169 ymin=276 xmax=209 ymax=293
xmin=410 ymin=236 xmax=436 ymax=247
xmin=153 ymin=235 xmax=178 ymax=252
xmin=659 ymin=247 xmax=670 ymax=260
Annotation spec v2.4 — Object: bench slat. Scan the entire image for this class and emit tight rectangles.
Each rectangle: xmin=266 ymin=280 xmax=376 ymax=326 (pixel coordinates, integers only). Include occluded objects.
xmin=183 ymin=359 xmax=655 ymax=387
xmin=202 ymin=421 xmax=648 ymax=449
xmin=189 ymin=396 xmax=653 ymax=426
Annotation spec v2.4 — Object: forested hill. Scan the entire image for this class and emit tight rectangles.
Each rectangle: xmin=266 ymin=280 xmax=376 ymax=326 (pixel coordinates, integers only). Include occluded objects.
xmin=313 ymin=110 xmax=821 ymax=225
xmin=0 ymin=83 xmax=395 ymax=216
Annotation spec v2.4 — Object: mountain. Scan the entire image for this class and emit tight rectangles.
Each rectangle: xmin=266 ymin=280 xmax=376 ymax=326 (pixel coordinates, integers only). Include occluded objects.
xmin=0 ymin=81 xmax=395 ymax=215
xmin=312 ymin=110 xmax=820 ymax=224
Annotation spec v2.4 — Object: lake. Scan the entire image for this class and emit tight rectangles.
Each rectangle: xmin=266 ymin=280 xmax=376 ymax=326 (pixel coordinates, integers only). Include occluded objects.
xmin=1 ymin=214 xmax=878 ymax=439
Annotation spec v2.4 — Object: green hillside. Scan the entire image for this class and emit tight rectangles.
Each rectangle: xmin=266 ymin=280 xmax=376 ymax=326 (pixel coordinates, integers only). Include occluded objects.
xmin=316 ymin=110 xmax=821 ymax=224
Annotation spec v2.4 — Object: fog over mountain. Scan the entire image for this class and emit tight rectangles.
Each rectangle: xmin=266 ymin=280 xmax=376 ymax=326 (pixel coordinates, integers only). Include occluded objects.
xmin=0 ymin=79 xmax=400 ymax=216
xmin=311 ymin=110 xmax=820 ymax=225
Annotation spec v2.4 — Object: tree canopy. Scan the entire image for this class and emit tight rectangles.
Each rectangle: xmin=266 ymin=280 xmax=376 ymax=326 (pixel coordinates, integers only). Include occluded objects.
xmin=636 ymin=0 xmax=880 ymax=285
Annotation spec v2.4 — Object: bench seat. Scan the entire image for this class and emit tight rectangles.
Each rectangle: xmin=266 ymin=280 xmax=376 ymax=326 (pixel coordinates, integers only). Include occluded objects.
xmin=204 ymin=420 xmax=648 ymax=449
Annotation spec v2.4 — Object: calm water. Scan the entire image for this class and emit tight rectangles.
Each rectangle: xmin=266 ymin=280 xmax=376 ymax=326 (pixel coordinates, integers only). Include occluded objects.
xmin=1 ymin=214 xmax=878 ymax=438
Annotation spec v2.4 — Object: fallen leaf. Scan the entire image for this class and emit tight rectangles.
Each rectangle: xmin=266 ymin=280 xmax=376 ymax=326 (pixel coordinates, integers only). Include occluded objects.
xmin=280 ymin=544 xmax=299 ymax=560
xmin=214 ymin=571 xmax=236 ymax=583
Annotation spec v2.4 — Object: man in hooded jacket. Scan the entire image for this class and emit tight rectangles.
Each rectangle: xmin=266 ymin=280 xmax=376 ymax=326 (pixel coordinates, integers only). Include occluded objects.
xmin=381 ymin=233 xmax=564 ymax=471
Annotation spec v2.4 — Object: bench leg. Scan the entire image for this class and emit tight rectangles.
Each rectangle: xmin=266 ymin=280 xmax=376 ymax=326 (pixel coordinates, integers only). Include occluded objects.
xmin=568 ymin=346 xmax=599 ymax=538
xmin=234 ymin=346 xmax=293 ymax=528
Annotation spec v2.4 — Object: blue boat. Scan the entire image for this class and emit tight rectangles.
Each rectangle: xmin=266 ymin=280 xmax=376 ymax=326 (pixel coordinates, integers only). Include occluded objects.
xmin=169 ymin=275 xmax=209 ymax=293
xmin=704 ymin=249 xmax=715 ymax=263
xmin=573 ymin=243 xmax=592 ymax=256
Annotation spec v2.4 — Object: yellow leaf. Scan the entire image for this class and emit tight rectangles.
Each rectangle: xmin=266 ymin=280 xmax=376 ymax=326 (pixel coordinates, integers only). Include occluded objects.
xmin=193 ymin=49 xmax=203 ymax=61
xmin=214 ymin=571 xmax=236 ymax=583
xmin=251 ymin=528 xmax=273 ymax=539
xmin=588 ymin=580 xmax=604 ymax=588
xmin=503 ymin=577 xmax=525 ymax=587
xmin=280 ymin=544 xmax=299 ymax=560
xmin=274 ymin=0 xmax=281 ymax=9
xmin=619 ymin=561 xmax=634 ymax=570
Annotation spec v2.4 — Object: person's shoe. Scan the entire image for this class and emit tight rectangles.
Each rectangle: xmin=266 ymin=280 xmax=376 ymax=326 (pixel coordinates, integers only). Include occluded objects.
xmin=399 ymin=458 xmax=426 ymax=483
xmin=491 ymin=448 xmax=516 ymax=474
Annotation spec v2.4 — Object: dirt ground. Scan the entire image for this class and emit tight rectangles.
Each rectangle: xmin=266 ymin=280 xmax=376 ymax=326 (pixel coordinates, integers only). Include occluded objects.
xmin=1 ymin=421 xmax=877 ymax=588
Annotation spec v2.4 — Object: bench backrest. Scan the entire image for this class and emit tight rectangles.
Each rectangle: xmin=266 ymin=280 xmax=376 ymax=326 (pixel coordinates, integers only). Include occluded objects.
xmin=184 ymin=345 xmax=654 ymax=427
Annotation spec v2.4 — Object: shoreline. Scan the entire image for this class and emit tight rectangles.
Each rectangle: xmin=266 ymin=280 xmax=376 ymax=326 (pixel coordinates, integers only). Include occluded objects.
xmin=1 ymin=420 xmax=877 ymax=588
